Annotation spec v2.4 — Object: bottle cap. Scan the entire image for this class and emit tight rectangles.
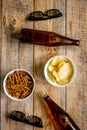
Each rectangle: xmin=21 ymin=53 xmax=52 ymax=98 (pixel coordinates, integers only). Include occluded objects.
xmin=75 ymin=40 xmax=80 ymax=45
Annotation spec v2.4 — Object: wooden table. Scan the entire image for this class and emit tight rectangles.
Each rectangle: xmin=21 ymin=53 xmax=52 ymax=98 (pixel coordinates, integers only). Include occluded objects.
xmin=1 ymin=0 xmax=87 ymax=130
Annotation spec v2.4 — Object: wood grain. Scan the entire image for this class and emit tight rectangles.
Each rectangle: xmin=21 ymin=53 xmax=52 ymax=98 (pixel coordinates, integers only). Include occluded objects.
xmin=33 ymin=0 xmax=66 ymax=130
xmin=1 ymin=0 xmax=34 ymax=130
xmin=0 ymin=0 xmax=2 ymax=126
xmin=1 ymin=0 xmax=87 ymax=130
xmin=66 ymin=0 xmax=87 ymax=130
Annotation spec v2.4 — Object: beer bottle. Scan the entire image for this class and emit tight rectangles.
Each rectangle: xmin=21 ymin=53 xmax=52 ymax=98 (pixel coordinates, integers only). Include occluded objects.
xmin=20 ymin=28 xmax=80 ymax=46
xmin=43 ymin=95 xmax=80 ymax=130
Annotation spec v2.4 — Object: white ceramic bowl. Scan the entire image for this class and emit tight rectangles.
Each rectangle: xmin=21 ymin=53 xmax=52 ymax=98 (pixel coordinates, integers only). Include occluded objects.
xmin=44 ymin=55 xmax=76 ymax=87
xmin=3 ymin=69 xmax=35 ymax=101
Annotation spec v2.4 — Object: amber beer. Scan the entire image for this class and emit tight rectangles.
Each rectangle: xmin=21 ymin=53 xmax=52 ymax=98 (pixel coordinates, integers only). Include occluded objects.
xmin=43 ymin=95 xmax=80 ymax=130
xmin=20 ymin=28 xmax=80 ymax=46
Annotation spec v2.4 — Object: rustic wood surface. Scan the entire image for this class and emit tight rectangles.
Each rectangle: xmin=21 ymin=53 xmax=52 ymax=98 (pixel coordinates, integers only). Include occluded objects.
xmin=1 ymin=0 xmax=87 ymax=130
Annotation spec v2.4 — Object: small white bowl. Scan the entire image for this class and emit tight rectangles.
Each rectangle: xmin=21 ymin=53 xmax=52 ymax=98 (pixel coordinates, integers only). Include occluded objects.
xmin=3 ymin=69 xmax=35 ymax=101
xmin=44 ymin=55 xmax=76 ymax=87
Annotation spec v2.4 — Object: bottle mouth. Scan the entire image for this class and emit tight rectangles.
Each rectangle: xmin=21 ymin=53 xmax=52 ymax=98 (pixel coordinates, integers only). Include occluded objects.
xmin=43 ymin=94 xmax=48 ymax=99
xmin=75 ymin=40 xmax=80 ymax=45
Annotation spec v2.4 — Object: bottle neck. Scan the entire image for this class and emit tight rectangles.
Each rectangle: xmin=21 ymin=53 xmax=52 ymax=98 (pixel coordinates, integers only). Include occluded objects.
xmin=49 ymin=33 xmax=80 ymax=46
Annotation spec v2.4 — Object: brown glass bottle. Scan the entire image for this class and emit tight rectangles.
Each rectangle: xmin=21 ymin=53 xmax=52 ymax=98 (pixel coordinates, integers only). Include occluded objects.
xmin=43 ymin=95 xmax=80 ymax=130
xmin=20 ymin=28 xmax=80 ymax=46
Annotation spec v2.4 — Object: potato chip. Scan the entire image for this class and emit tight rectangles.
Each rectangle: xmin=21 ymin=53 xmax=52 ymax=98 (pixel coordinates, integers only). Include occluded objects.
xmin=58 ymin=63 xmax=73 ymax=79
xmin=50 ymin=57 xmax=61 ymax=66
xmin=48 ymin=72 xmax=56 ymax=83
xmin=58 ymin=78 xmax=69 ymax=85
xmin=48 ymin=65 xmax=54 ymax=72
xmin=53 ymin=70 xmax=60 ymax=82
xmin=58 ymin=61 xmax=66 ymax=68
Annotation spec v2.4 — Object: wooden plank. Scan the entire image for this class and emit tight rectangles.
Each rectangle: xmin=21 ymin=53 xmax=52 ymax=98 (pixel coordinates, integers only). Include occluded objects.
xmin=34 ymin=0 xmax=66 ymax=130
xmin=0 ymin=0 xmax=2 ymax=125
xmin=66 ymin=0 xmax=87 ymax=130
xmin=0 ymin=0 xmax=1 ymax=55
xmin=1 ymin=0 xmax=20 ymax=129
xmin=1 ymin=0 xmax=34 ymax=130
